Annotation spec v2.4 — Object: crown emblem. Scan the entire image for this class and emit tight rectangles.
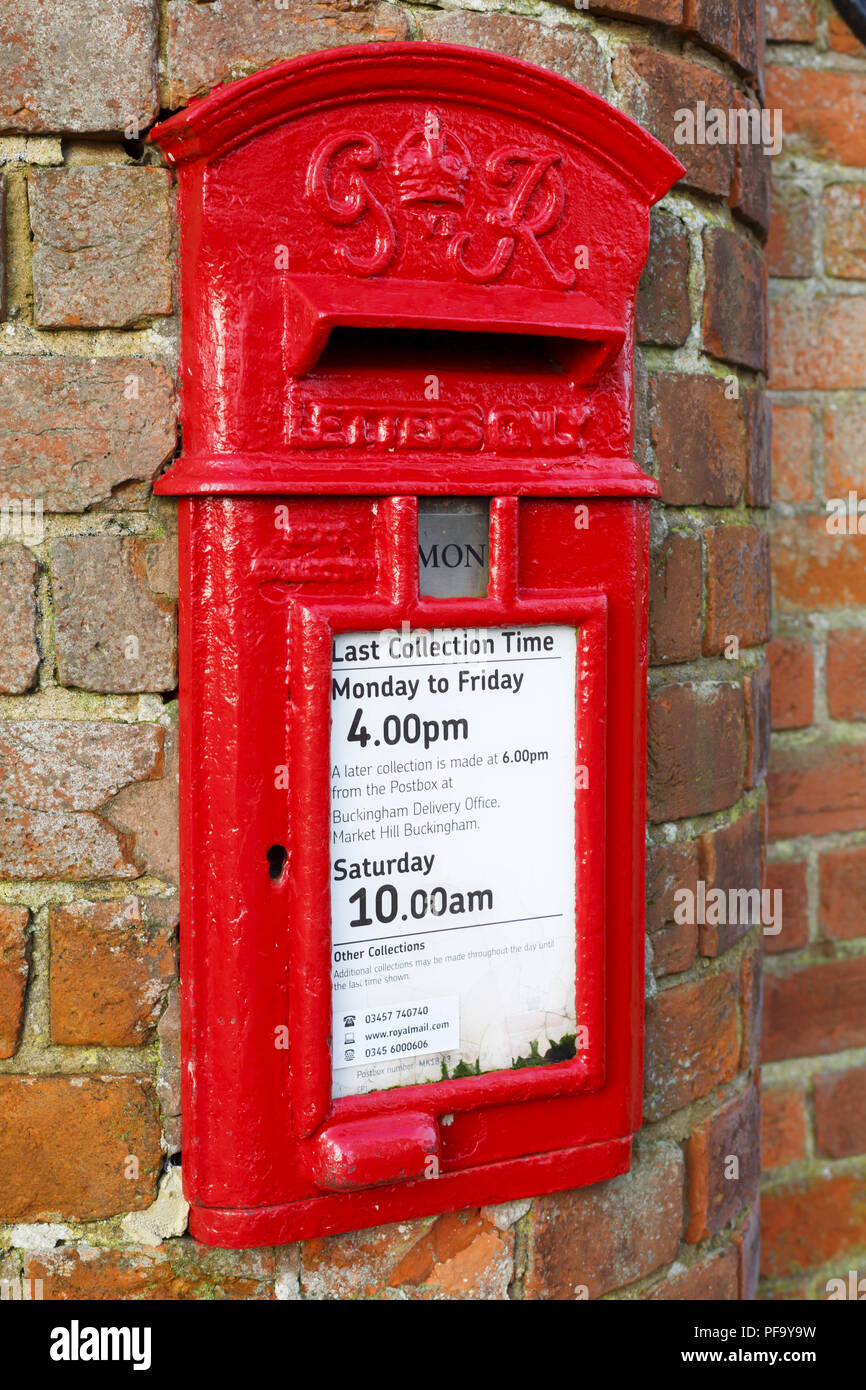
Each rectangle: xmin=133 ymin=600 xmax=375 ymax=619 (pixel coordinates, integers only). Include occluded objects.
xmin=393 ymin=110 xmax=471 ymax=208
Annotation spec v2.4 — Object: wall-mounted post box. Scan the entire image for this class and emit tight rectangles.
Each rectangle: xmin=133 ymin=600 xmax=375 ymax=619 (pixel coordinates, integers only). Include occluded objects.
xmin=150 ymin=42 xmax=683 ymax=1247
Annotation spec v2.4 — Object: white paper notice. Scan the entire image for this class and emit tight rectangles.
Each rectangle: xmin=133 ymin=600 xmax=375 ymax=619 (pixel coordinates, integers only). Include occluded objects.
xmin=330 ymin=623 xmax=577 ymax=1099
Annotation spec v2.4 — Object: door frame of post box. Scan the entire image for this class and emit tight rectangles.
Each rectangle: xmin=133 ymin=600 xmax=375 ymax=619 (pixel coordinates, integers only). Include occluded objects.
xmin=281 ymin=497 xmax=608 ymax=1142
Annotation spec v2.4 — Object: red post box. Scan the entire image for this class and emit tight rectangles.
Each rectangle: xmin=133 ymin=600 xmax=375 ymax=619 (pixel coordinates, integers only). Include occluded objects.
xmin=150 ymin=42 xmax=683 ymax=1246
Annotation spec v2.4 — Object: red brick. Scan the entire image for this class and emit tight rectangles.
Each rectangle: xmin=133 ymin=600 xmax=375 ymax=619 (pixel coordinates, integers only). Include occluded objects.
xmin=637 ymin=210 xmax=691 ymax=347
xmin=0 ymin=1075 xmax=160 ymax=1220
xmin=165 ymin=0 xmax=410 ymax=108
xmin=645 ymin=972 xmax=739 ymax=1120
xmin=825 ymin=404 xmax=866 ymax=496
xmin=301 ymin=1208 xmax=512 ymax=1300
xmin=698 ymin=809 xmax=764 ymax=957
xmin=416 ymin=12 xmax=605 ymax=94
xmin=771 ymin=295 xmax=866 ymax=390
xmin=770 ymin=404 xmax=813 ymax=503
xmin=51 ymin=537 xmax=177 ymax=694
xmin=0 ymin=0 xmax=157 ymax=135
xmin=648 ymin=682 xmax=745 ymax=821
xmin=761 ymin=1087 xmax=807 ymax=1170
xmin=646 ymin=841 xmax=699 ymax=976
xmin=769 ymin=740 xmax=866 ymax=838
xmin=745 ymin=662 xmax=771 ymax=788
xmin=0 ymin=905 xmax=29 ymax=1059
xmin=764 ymin=956 xmax=866 ymax=1060
xmin=766 ymin=67 xmax=866 ymax=166
xmin=819 ymin=846 xmax=866 ymax=941
xmin=0 ymin=358 xmax=175 ymax=512
xmin=815 ymin=1067 xmax=866 ymax=1158
xmin=823 ymin=184 xmax=866 ymax=279
xmin=49 ymin=897 xmax=175 ymax=1046
xmin=767 ymin=180 xmax=815 ymax=277
xmin=704 ymin=526 xmax=771 ymax=655
xmin=0 ymin=720 xmax=165 ymax=880
xmin=829 ymin=10 xmax=866 ymax=56
xmin=29 ymin=167 xmax=172 ymax=329
xmin=702 ymin=228 xmax=768 ymax=372
xmin=612 ymin=47 xmax=733 ymax=197
xmin=590 ymin=0 xmax=684 ymax=21
xmin=827 ymin=630 xmax=866 ymax=721
xmin=730 ymin=98 xmax=772 ymax=235
xmin=761 ymin=1174 xmax=866 ymax=1277
xmin=772 ymin=516 xmax=866 ymax=612
xmin=0 ymin=544 xmax=39 ymax=694
xmin=745 ymin=388 xmax=772 ymax=507
xmin=646 ymin=1247 xmax=739 ymax=1299
xmin=735 ymin=1199 xmax=761 ymax=1299
xmin=385 ymin=1210 xmax=514 ymax=1299
xmin=24 ymin=1244 xmax=274 ymax=1301
xmin=764 ymin=860 xmax=809 ymax=953
xmin=686 ymin=1085 xmax=761 ymax=1241
xmin=301 ymin=1217 xmax=434 ymax=1299
xmin=649 ymin=531 xmax=702 ymax=666
xmin=650 ymin=373 xmax=748 ymax=508
xmin=733 ymin=0 xmax=763 ymax=81
xmin=740 ymin=945 xmax=763 ymax=1070
xmin=525 ymin=1143 xmax=684 ymax=1299
xmin=764 ymin=0 xmax=817 ymax=41
xmin=106 ymin=718 xmax=179 ymax=885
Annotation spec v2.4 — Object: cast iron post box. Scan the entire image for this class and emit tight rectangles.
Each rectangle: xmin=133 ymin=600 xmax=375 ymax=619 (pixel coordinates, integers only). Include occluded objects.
xmin=150 ymin=42 xmax=683 ymax=1246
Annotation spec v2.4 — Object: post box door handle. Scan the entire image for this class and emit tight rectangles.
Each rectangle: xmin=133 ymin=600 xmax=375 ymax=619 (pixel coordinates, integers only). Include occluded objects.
xmin=312 ymin=1112 xmax=439 ymax=1192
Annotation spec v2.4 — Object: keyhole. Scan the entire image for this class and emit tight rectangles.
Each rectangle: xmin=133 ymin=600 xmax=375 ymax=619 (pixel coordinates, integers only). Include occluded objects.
xmin=267 ymin=844 xmax=288 ymax=881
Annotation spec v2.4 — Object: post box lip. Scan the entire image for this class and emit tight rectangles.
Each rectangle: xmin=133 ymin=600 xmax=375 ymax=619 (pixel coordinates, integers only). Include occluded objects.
xmin=148 ymin=41 xmax=684 ymax=205
xmin=153 ymin=457 xmax=661 ymax=499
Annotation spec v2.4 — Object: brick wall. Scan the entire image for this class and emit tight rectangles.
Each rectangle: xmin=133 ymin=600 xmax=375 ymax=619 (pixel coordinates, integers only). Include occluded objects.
xmin=761 ymin=0 xmax=866 ymax=1300
xmin=0 ymin=0 xmax=770 ymax=1300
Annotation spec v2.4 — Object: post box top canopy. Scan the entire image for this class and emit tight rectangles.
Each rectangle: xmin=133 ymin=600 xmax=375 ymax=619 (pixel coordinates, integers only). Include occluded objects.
xmin=149 ymin=41 xmax=683 ymax=206
xmin=150 ymin=43 xmax=684 ymax=498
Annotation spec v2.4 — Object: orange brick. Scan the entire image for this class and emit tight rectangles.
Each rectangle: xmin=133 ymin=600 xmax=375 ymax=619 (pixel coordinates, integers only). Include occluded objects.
xmin=0 ymin=905 xmax=29 ymax=1058
xmin=685 ymin=1086 xmax=761 ymax=1241
xmin=824 ymin=184 xmax=866 ymax=278
xmin=49 ymin=897 xmax=176 ymax=1045
xmin=772 ymin=516 xmax=866 ymax=612
xmin=815 ymin=1067 xmax=866 ymax=1158
xmin=24 ymin=1244 xmax=274 ymax=1301
xmin=829 ymin=10 xmax=866 ymax=55
xmin=0 ymin=1075 xmax=160 ymax=1220
xmin=764 ymin=0 xmax=816 ymax=41
xmin=770 ymin=403 xmax=813 ymax=503
xmin=768 ymin=637 xmax=814 ymax=729
xmin=827 ymin=629 xmax=866 ymax=721
xmin=764 ymin=860 xmax=809 ymax=953
xmin=762 ymin=1086 xmax=808 ymax=1170
xmin=761 ymin=1174 xmax=866 ymax=1277
xmin=819 ymin=846 xmax=866 ymax=940
xmin=645 ymin=972 xmax=739 ymax=1119
xmin=769 ymin=740 xmax=866 ymax=838
xmin=704 ymin=525 xmax=771 ymax=655
xmin=770 ymin=295 xmax=866 ymax=390
xmin=765 ymin=67 xmax=866 ymax=166
xmin=767 ymin=181 xmax=815 ymax=278
xmin=825 ymin=404 xmax=866 ymax=496
xmin=764 ymin=957 xmax=866 ymax=1059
